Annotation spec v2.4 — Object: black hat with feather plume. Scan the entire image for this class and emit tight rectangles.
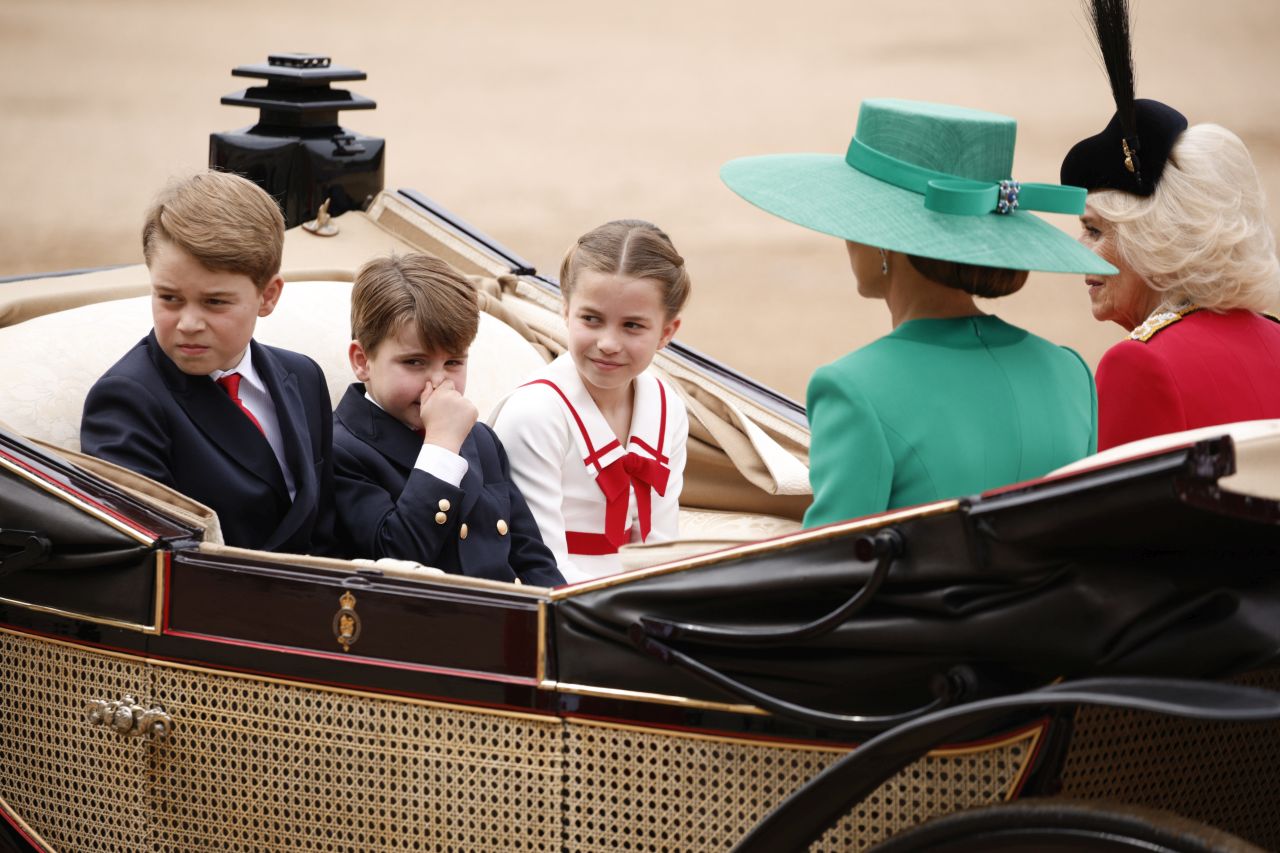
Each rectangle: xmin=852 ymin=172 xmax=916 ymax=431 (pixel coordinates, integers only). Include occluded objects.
xmin=1060 ymin=0 xmax=1188 ymax=196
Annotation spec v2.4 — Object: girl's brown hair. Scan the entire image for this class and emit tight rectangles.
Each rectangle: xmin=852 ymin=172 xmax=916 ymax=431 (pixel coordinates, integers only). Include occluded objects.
xmin=351 ymin=253 xmax=479 ymax=356
xmin=559 ymin=220 xmax=691 ymax=318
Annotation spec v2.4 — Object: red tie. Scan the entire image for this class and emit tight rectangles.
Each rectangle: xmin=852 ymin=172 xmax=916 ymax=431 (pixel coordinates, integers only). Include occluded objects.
xmin=216 ymin=373 xmax=265 ymax=435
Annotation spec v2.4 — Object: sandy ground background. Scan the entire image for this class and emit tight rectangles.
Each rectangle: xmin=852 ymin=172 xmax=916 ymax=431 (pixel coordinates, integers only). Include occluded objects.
xmin=3 ymin=0 xmax=1278 ymax=401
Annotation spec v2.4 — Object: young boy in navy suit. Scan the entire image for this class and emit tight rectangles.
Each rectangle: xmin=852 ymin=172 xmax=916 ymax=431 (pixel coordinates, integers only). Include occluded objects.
xmin=334 ymin=253 xmax=563 ymax=586
xmin=81 ymin=170 xmax=340 ymax=555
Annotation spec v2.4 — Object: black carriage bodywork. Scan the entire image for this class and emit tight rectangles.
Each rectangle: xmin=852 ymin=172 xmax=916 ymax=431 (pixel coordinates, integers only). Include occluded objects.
xmin=2 ymin=417 xmax=1279 ymax=850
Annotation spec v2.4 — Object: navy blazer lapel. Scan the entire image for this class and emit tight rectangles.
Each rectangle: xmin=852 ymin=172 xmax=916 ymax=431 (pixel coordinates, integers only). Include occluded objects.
xmin=457 ymin=430 xmax=485 ymax=522
xmin=337 ymin=383 xmax=483 ymax=516
xmin=256 ymin=341 xmax=314 ymax=479
xmin=147 ymin=333 xmax=289 ymax=500
xmin=254 ymin=341 xmax=318 ymax=546
xmin=336 ymin=383 xmax=423 ymax=473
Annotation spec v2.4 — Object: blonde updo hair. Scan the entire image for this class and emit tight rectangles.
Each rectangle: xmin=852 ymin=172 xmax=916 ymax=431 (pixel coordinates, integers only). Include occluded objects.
xmin=1088 ymin=124 xmax=1280 ymax=312
xmin=559 ymin=220 xmax=691 ymax=319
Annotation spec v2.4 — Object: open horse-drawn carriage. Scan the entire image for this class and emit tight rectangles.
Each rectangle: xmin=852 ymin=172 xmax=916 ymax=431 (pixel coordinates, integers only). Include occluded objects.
xmin=0 ymin=57 xmax=1278 ymax=852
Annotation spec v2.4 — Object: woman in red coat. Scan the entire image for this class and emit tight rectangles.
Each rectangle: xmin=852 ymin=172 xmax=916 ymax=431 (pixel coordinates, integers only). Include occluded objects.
xmin=1062 ymin=1 xmax=1280 ymax=451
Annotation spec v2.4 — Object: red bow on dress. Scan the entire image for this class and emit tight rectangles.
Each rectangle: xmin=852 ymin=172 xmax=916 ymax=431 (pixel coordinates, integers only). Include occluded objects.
xmin=594 ymin=452 xmax=670 ymax=548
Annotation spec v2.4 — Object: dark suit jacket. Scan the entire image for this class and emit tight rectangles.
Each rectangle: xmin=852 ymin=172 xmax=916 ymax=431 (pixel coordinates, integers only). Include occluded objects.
xmin=80 ymin=332 xmax=340 ymax=555
xmin=333 ymin=383 xmax=563 ymax=587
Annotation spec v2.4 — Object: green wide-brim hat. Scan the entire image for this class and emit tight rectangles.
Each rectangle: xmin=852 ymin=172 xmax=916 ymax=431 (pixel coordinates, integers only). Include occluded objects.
xmin=721 ymin=99 xmax=1117 ymax=275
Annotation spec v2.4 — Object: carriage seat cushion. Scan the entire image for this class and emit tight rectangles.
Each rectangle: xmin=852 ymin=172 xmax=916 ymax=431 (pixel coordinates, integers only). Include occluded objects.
xmin=0 ymin=281 xmax=549 ymax=453
xmin=619 ymin=509 xmax=803 ymax=571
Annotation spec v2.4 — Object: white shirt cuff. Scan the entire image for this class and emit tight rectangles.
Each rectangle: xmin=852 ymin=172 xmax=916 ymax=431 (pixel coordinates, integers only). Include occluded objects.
xmin=414 ymin=443 xmax=469 ymax=487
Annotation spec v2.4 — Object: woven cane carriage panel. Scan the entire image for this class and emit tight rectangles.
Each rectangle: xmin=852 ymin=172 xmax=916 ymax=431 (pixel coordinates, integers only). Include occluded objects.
xmin=149 ymin=665 xmax=563 ymax=852
xmin=561 ymin=719 xmax=1037 ymax=852
xmin=1059 ymin=667 xmax=1280 ymax=849
xmin=0 ymin=630 xmax=150 ymax=851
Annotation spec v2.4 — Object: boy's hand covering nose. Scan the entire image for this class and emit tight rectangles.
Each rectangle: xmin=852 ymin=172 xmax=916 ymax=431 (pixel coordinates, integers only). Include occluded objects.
xmin=418 ymin=379 xmax=478 ymax=454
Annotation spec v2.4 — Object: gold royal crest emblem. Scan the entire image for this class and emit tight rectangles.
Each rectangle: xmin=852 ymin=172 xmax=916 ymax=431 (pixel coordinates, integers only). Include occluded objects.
xmin=332 ymin=590 xmax=361 ymax=652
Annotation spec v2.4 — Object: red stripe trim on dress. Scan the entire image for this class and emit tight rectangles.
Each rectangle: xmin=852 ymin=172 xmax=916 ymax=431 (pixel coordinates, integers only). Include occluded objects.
xmin=566 ymin=528 xmax=633 ymax=556
xmin=656 ymin=379 xmax=667 ymax=455
xmin=628 ymin=377 xmax=670 ymax=463
xmin=525 ymin=374 xmax=668 ymax=469
xmin=523 ymin=378 xmax=606 ymax=473
xmin=582 ymin=439 xmax=621 ymax=469
xmin=628 ymin=437 xmax=668 ymax=465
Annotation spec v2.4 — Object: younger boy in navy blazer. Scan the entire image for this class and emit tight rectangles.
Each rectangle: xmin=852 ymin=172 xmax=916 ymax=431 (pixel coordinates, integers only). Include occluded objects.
xmin=334 ymin=253 xmax=563 ymax=586
xmin=81 ymin=171 xmax=340 ymax=555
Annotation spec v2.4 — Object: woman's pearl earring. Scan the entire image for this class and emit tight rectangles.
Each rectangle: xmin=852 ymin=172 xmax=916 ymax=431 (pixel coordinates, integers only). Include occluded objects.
xmin=879 ymin=248 xmax=889 ymax=276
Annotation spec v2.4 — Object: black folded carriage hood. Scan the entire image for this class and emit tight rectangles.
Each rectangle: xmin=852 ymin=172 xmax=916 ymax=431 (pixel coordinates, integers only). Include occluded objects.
xmin=552 ymin=435 xmax=1280 ymax=731
xmin=0 ymin=430 xmax=199 ymax=629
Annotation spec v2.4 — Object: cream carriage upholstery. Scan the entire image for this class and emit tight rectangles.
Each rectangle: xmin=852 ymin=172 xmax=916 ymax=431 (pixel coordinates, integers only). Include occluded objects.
xmin=0 ymin=281 xmax=546 ymax=453
xmin=0 ymin=199 xmax=813 ymax=562
xmin=0 ymin=275 xmax=804 ymax=560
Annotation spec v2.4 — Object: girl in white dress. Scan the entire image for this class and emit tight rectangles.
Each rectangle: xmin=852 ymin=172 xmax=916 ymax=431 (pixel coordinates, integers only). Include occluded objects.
xmin=492 ymin=220 xmax=691 ymax=584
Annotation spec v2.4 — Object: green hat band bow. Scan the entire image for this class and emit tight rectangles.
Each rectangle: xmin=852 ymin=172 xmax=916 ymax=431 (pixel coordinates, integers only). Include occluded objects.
xmin=845 ymin=137 xmax=1087 ymax=217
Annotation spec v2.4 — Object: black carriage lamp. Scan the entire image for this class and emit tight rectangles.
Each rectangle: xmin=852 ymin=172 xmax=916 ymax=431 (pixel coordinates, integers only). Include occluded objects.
xmin=210 ymin=53 xmax=386 ymax=229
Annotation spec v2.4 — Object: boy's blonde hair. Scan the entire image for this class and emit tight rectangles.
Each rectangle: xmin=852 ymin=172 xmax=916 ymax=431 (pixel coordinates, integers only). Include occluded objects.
xmin=351 ymin=253 xmax=479 ymax=355
xmin=142 ymin=171 xmax=285 ymax=289
xmin=560 ymin=220 xmax=692 ymax=319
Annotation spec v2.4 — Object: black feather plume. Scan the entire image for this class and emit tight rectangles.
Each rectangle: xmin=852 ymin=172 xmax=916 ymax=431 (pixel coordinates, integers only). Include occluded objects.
xmin=1085 ymin=0 xmax=1142 ymax=178
xmin=1086 ymin=0 xmax=1137 ymax=132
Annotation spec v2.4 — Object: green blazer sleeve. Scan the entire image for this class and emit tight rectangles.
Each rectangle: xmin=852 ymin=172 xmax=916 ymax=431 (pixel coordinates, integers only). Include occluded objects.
xmin=803 ymin=364 xmax=894 ymax=527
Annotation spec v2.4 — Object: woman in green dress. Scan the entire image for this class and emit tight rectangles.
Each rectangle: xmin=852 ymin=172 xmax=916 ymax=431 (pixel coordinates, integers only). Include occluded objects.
xmin=722 ymin=99 xmax=1116 ymax=525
